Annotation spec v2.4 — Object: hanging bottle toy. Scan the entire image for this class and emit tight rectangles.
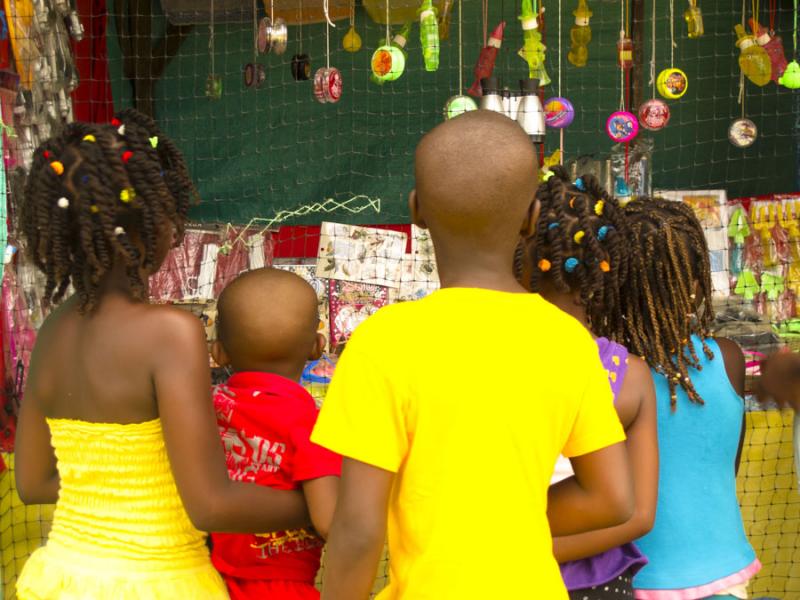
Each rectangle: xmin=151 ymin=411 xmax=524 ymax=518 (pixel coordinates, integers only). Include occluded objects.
xmin=371 ymin=23 xmax=412 ymax=86
xmin=468 ymin=21 xmax=506 ymax=97
xmin=617 ymin=30 xmax=633 ymax=69
xmin=734 ymin=24 xmax=771 ymax=86
xmin=342 ymin=0 xmax=361 ymax=52
xmin=518 ymin=0 xmax=550 ymax=86
xmin=568 ymin=0 xmax=592 ymax=67
xmin=749 ymin=18 xmax=788 ymax=83
xmin=418 ymin=0 xmax=440 ymax=72
xmin=684 ymin=0 xmax=704 ymax=38
xmin=780 ymin=0 xmax=800 ymax=88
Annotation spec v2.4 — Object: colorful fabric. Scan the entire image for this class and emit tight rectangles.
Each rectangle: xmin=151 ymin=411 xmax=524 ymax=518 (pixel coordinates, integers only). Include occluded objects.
xmin=633 ymin=336 xmax=759 ymax=598
xmin=634 ymin=559 xmax=759 ymax=599
xmin=559 ymin=338 xmax=648 ymax=591
xmin=211 ymin=372 xmax=341 ymax=586
xmin=16 ymin=418 xmax=227 ymax=599
xmin=312 ymin=288 xmax=626 ymax=600
xmin=569 ymin=567 xmax=637 ymax=599
xmin=224 ymin=576 xmax=320 ymax=600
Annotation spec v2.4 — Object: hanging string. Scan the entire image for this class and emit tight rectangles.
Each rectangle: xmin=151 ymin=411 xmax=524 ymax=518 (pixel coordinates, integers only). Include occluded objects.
xmin=385 ymin=0 xmax=390 ymax=45
xmin=669 ymin=0 xmax=675 ymax=67
xmin=324 ymin=0 xmax=333 ymax=68
xmin=739 ymin=0 xmax=746 ymax=115
xmin=270 ymin=0 xmax=275 ymax=22
xmin=252 ymin=0 xmax=257 ymax=63
xmin=558 ymin=0 xmax=564 ymax=163
xmin=620 ymin=0 xmax=626 ymax=110
xmin=768 ymin=0 xmax=776 ymax=33
xmin=482 ymin=0 xmax=488 ymax=48
xmin=651 ymin=0 xmax=657 ymax=98
xmin=458 ymin=0 xmax=464 ymax=92
xmin=298 ymin=0 xmax=304 ymax=53
xmin=209 ymin=0 xmax=215 ymax=75
xmin=350 ymin=0 xmax=355 ymax=27
xmin=794 ymin=0 xmax=798 ymax=57
xmin=751 ymin=0 xmax=759 ymax=32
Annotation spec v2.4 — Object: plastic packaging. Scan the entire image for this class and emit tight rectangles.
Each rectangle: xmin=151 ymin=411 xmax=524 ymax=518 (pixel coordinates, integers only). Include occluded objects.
xmin=518 ymin=0 xmax=550 ymax=84
xmin=727 ymin=205 xmax=750 ymax=277
xmin=418 ymin=0 xmax=440 ymax=72
xmin=735 ymin=24 xmax=771 ymax=87
xmin=468 ymin=21 xmax=506 ymax=97
xmin=568 ymin=0 xmax=592 ymax=67
xmin=749 ymin=18 xmax=788 ymax=83
xmin=617 ymin=32 xmax=633 ymax=70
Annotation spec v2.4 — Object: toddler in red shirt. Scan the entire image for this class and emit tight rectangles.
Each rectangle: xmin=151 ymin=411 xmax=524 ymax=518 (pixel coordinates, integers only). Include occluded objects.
xmin=210 ymin=268 xmax=341 ymax=599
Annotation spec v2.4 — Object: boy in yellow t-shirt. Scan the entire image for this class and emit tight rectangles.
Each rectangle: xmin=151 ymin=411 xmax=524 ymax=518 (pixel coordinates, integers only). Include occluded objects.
xmin=311 ymin=111 xmax=633 ymax=600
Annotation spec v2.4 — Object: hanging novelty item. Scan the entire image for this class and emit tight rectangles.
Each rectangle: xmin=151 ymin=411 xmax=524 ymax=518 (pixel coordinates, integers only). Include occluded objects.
xmin=735 ymin=24 xmax=771 ymax=86
xmin=568 ymin=0 xmax=592 ymax=67
xmin=468 ymin=20 xmax=506 ymax=97
xmin=684 ymin=0 xmax=703 ymax=38
xmin=516 ymin=78 xmax=546 ymax=143
xmin=518 ymin=0 xmax=550 ymax=86
xmin=479 ymin=77 xmax=505 ymax=113
xmin=780 ymin=0 xmax=800 ymax=88
xmin=343 ymin=0 xmax=362 ymax=52
xmin=444 ymin=0 xmax=477 ymax=119
xmin=728 ymin=118 xmax=757 ymax=148
xmin=749 ymin=18 xmax=787 ymax=82
xmin=314 ymin=3 xmax=342 ymax=103
xmin=617 ymin=30 xmax=633 ymax=70
xmin=419 ymin=0 xmax=440 ymax=72
xmin=371 ymin=23 xmax=411 ymax=86
xmin=638 ymin=99 xmax=670 ymax=130
xmin=606 ymin=111 xmax=638 ymax=143
xmin=206 ymin=0 xmax=222 ymax=99
xmin=439 ymin=0 xmax=455 ymax=39
xmin=244 ymin=0 xmax=266 ymax=88
xmin=544 ymin=97 xmax=575 ymax=128
xmin=292 ymin=0 xmax=311 ymax=81
xmin=372 ymin=0 xmax=405 ymax=82
xmin=258 ymin=0 xmax=288 ymax=55
xmin=656 ymin=2 xmax=688 ymax=99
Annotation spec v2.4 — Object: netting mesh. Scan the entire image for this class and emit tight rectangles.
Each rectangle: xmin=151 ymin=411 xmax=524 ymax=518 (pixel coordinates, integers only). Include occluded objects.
xmin=0 ymin=0 xmax=798 ymax=598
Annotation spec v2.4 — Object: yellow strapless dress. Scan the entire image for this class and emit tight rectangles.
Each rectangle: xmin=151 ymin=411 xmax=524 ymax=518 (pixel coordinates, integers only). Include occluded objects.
xmin=16 ymin=418 xmax=228 ymax=599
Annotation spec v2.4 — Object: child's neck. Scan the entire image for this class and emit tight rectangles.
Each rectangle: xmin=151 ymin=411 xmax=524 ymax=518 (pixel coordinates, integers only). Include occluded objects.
xmin=435 ymin=243 xmax=527 ymax=294
xmin=539 ymin=285 xmax=591 ymax=331
xmin=230 ymin=360 xmax=304 ymax=382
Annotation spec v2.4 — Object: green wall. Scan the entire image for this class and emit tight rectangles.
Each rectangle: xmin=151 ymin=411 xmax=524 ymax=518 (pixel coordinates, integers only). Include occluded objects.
xmin=107 ymin=0 xmax=796 ymax=224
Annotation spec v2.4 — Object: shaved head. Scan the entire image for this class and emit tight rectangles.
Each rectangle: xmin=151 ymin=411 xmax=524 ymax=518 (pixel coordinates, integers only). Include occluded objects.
xmin=216 ymin=268 xmax=320 ymax=374
xmin=413 ymin=111 xmax=538 ymax=247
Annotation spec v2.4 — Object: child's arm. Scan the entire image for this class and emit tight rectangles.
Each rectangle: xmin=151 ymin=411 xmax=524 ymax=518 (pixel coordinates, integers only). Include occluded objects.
xmin=553 ymin=357 xmax=658 ymax=561
xmin=302 ymin=476 xmax=338 ymax=539
xmin=15 ymin=319 xmax=60 ymax=504
xmin=755 ymin=350 xmax=800 ymax=412
xmin=716 ymin=337 xmax=746 ymax=474
xmin=321 ymin=458 xmax=392 ymax=600
xmin=153 ymin=308 xmax=309 ymax=533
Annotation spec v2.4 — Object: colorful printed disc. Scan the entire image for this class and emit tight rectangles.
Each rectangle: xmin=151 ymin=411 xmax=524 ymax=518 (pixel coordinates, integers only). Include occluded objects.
xmin=544 ymin=97 xmax=575 ymax=128
xmin=606 ymin=111 xmax=639 ymax=143
xmin=638 ymin=99 xmax=671 ymax=131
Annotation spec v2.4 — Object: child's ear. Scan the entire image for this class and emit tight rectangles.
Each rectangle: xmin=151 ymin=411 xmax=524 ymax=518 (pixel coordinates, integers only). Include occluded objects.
xmin=309 ymin=333 xmax=325 ymax=361
xmin=211 ymin=340 xmax=231 ymax=368
xmin=521 ymin=198 xmax=541 ymax=238
xmin=408 ymin=189 xmax=428 ymax=229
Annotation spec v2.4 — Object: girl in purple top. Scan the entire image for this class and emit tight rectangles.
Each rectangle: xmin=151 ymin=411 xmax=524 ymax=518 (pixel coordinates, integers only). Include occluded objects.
xmin=517 ymin=168 xmax=658 ymax=600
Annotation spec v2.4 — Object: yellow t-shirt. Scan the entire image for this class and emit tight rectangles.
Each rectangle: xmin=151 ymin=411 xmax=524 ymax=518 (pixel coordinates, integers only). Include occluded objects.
xmin=312 ymin=288 xmax=625 ymax=599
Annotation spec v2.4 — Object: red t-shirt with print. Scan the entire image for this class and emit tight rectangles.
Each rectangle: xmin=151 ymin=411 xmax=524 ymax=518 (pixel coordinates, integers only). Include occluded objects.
xmin=211 ymin=372 xmax=341 ymax=584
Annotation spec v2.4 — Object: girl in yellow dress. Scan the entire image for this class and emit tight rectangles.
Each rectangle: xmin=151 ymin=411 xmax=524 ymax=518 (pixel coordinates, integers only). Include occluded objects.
xmin=13 ymin=109 xmax=309 ymax=599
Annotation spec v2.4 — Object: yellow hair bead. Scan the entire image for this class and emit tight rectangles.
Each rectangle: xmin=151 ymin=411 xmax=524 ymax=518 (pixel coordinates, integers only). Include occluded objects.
xmin=573 ymin=231 xmax=585 ymax=244
xmin=569 ymin=197 xmax=576 ymax=209
xmin=120 ymin=188 xmax=135 ymax=203
xmin=538 ymin=259 xmax=552 ymax=272
xmin=599 ymin=260 xmax=611 ymax=272
xmin=50 ymin=161 xmax=65 ymax=176
xmin=90 ymin=205 xmax=100 ymax=214
xmin=82 ymin=134 xmax=96 ymax=143
xmin=594 ymin=200 xmax=605 ymax=216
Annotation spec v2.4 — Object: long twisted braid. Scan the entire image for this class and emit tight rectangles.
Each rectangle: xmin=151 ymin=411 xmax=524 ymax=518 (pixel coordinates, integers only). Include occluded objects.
xmin=521 ymin=167 xmax=631 ymax=341
xmin=620 ymin=198 xmax=715 ymax=408
xmin=20 ymin=109 xmax=196 ymax=313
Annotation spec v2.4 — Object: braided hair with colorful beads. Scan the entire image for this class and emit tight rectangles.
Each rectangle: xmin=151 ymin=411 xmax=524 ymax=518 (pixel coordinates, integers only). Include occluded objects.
xmin=618 ymin=197 xmax=715 ymax=408
xmin=516 ymin=166 xmax=630 ymax=342
xmin=20 ymin=109 xmax=195 ymax=313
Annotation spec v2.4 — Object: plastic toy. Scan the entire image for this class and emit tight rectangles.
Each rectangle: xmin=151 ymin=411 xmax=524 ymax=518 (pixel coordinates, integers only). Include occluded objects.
xmin=544 ymin=97 xmax=575 ymax=128
xmin=568 ymin=0 xmax=592 ymax=67
xmin=468 ymin=21 xmax=506 ymax=97
xmin=657 ymin=68 xmax=688 ymax=99
xmin=749 ymin=18 xmax=788 ymax=82
xmin=606 ymin=111 xmax=638 ymax=143
xmin=313 ymin=67 xmax=342 ymax=104
xmin=638 ymin=98 xmax=670 ymax=130
xmin=684 ymin=0 xmax=704 ymax=38
xmin=292 ymin=54 xmax=311 ymax=81
xmin=617 ymin=32 xmax=633 ymax=70
xmin=371 ymin=23 xmax=411 ymax=86
xmin=444 ymin=95 xmax=478 ymax=120
xmin=516 ymin=78 xmax=546 ymax=143
xmin=734 ymin=24 xmax=771 ymax=86
xmin=728 ymin=118 xmax=757 ymax=148
xmin=371 ymin=44 xmax=406 ymax=82
xmin=418 ymin=0 xmax=440 ymax=72
xmin=518 ymin=0 xmax=550 ymax=85
xmin=343 ymin=26 xmax=362 ymax=52
xmin=479 ymin=77 xmax=505 ymax=113
xmin=779 ymin=60 xmax=800 ymax=88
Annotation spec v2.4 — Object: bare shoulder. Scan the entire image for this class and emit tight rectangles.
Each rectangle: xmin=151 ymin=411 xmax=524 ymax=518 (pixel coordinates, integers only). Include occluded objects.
xmin=713 ymin=336 xmax=745 ymax=397
xmin=141 ymin=304 xmax=207 ymax=350
xmin=615 ymin=355 xmax=653 ymax=427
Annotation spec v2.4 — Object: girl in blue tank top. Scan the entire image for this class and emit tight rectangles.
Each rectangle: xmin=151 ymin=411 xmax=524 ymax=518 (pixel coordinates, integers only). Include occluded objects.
xmin=518 ymin=168 xmax=658 ymax=600
xmin=618 ymin=198 xmax=760 ymax=600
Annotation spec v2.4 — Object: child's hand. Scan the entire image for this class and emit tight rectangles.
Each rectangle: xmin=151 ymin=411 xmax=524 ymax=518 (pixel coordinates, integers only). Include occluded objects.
xmin=755 ymin=351 xmax=800 ymax=412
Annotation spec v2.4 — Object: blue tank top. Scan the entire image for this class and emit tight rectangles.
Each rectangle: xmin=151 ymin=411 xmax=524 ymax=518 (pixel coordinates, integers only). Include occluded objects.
xmin=633 ymin=336 xmax=757 ymax=591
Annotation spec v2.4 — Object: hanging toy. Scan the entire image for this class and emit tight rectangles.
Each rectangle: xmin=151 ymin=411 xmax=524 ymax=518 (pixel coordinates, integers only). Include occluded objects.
xmin=749 ymin=18 xmax=786 ymax=82
xmin=516 ymin=78 xmax=546 ymax=143
xmin=343 ymin=0 xmax=361 ymax=52
xmin=617 ymin=30 xmax=633 ymax=70
xmin=418 ymin=0 xmax=440 ymax=72
xmin=467 ymin=21 xmax=506 ymax=97
xmin=439 ymin=0 xmax=455 ymax=40
xmin=638 ymin=98 xmax=670 ymax=130
xmin=443 ymin=95 xmax=478 ymax=120
xmin=371 ymin=44 xmax=406 ymax=82
xmin=244 ymin=0 xmax=266 ymax=89
xmin=292 ymin=54 xmax=311 ymax=81
xmin=544 ymin=97 xmax=575 ymax=128
xmin=779 ymin=0 xmax=800 ymax=88
xmin=518 ymin=0 xmax=550 ymax=85
xmin=728 ymin=118 xmax=757 ymax=148
xmin=684 ymin=0 xmax=704 ymax=38
xmin=734 ymin=24 xmax=771 ymax=86
xmin=314 ymin=1 xmax=342 ymax=104
xmin=371 ymin=23 xmax=412 ymax=86
xmin=657 ymin=68 xmax=688 ymax=99
xmin=606 ymin=111 xmax=639 ymax=143
xmin=568 ymin=0 xmax=592 ymax=67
